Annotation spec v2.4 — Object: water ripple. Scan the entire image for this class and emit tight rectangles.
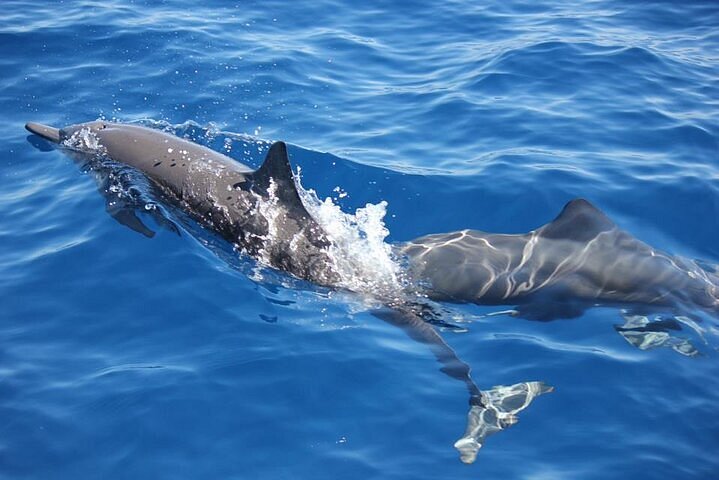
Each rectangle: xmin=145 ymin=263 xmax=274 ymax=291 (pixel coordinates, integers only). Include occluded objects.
xmin=2 ymin=0 xmax=719 ymax=478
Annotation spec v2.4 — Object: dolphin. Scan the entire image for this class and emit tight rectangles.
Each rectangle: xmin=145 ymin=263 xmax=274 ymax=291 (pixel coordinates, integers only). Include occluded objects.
xmin=25 ymin=120 xmax=338 ymax=285
xmin=401 ymin=199 xmax=719 ymax=318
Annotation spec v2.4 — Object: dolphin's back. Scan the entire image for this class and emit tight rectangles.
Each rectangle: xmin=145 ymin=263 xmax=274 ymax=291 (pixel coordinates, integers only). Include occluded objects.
xmin=96 ymin=124 xmax=251 ymax=199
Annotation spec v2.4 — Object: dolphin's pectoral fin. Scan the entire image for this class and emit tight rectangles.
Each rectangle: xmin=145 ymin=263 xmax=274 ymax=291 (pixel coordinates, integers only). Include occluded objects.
xmin=614 ymin=313 xmax=702 ymax=357
xmin=107 ymin=202 xmax=181 ymax=239
xmin=147 ymin=207 xmax=181 ymax=236
xmin=454 ymin=381 xmax=553 ymax=464
xmin=107 ymin=204 xmax=156 ymax=238
xmin=99 ymin=167 xmax=180 ymax=239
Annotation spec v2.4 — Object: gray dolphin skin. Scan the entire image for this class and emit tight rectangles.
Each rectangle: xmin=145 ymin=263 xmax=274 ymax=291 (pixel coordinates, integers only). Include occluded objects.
xmin=402 ymin=199 xmax=719 ymax=317
xmin=26 ymin=121 xmax=338 ymax=285
xmin=25 ymin=120 xmax=717 ymax=463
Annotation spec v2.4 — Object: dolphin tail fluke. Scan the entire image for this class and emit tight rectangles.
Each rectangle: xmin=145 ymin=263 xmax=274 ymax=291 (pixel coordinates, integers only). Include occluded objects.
xmin=25 ymin=122 xmax=61 ymax=143
xmin=454 ymin=381 xmax=553 ymax=464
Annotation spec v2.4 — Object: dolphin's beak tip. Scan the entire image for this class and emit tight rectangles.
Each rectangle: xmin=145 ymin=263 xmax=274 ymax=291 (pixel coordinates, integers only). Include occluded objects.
xmin=25 ymin=122 xmax=61 ymax=143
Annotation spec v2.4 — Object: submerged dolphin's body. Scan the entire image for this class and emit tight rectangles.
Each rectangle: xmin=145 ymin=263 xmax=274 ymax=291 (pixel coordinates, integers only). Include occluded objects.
xmin=25 ymin=120 xmax=718 ymax=463
xmin=402 ymin=199 xmax=719 ymax=317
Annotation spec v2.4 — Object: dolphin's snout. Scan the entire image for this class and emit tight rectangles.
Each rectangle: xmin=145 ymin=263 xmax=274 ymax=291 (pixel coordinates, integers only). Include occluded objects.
xmin=25 ymin=122 xmax=62 ymax=143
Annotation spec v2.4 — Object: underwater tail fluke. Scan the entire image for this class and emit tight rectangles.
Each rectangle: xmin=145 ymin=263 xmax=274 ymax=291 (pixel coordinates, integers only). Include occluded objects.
xmin=454 ymin=381 xmax=554 ymax=464
xmin=25 ymin=122 xmax=61 ymax=143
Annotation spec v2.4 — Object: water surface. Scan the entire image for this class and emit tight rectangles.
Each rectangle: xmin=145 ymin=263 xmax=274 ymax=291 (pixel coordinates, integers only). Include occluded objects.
xmin=1 ymin=1 xmax=718 ymax=479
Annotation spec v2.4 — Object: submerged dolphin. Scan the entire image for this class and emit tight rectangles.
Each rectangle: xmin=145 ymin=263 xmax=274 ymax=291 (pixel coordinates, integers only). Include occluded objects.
xmin=25 ymin=120 xmax=718 ymax=463
xmin=402 ymin=199 xmax=719 ymax=317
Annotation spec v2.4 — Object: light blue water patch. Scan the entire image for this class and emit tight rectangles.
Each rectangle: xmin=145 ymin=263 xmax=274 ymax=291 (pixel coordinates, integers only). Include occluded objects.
xmin=1 ymin=1 xmax=719 ymax=479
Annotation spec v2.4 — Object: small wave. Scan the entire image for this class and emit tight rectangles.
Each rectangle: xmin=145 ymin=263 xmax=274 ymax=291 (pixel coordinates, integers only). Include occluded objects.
xmin=89 ymin=363 xmax=193 ymax=379
xmin=296 ymin=171 xmax=408 ymax=302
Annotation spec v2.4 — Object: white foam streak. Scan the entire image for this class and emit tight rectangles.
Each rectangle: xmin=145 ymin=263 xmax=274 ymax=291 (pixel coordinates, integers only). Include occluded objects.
xmin=251 ymin=179 xmax=281 ymax=267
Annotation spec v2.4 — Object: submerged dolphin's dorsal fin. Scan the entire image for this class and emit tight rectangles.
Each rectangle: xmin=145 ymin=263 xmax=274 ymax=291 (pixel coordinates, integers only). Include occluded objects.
xmin=251 ymin=141 xmax=305 ymax=210
xmin=539 ymin=198 xmax=616 ymax=242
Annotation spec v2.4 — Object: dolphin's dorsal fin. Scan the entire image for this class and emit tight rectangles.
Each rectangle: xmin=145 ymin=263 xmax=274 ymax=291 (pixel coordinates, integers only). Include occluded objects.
xmin=539 ymin=198 xmax=616 ymax=242
xmin=251 ymin=141 xmax=305 ymax=210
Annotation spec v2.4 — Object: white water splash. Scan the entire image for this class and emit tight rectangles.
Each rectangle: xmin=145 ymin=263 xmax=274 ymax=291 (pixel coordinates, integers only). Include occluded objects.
xmin=296 ymin=172 xmax=406 ymax=301
xmin=62 ymin=128 xmax=105 ymax=153
xmin=251 ymin=179 xmax=282 ymax=267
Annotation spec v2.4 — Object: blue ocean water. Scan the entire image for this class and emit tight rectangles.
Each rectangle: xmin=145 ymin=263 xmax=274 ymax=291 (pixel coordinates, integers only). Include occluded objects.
xmin=2 ymin=0 xmax=719 ymax=478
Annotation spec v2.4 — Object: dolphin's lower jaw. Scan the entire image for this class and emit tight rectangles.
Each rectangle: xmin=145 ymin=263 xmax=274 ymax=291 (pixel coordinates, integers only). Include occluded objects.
xmin=25 ymin=122 xmax=62 ymax=143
